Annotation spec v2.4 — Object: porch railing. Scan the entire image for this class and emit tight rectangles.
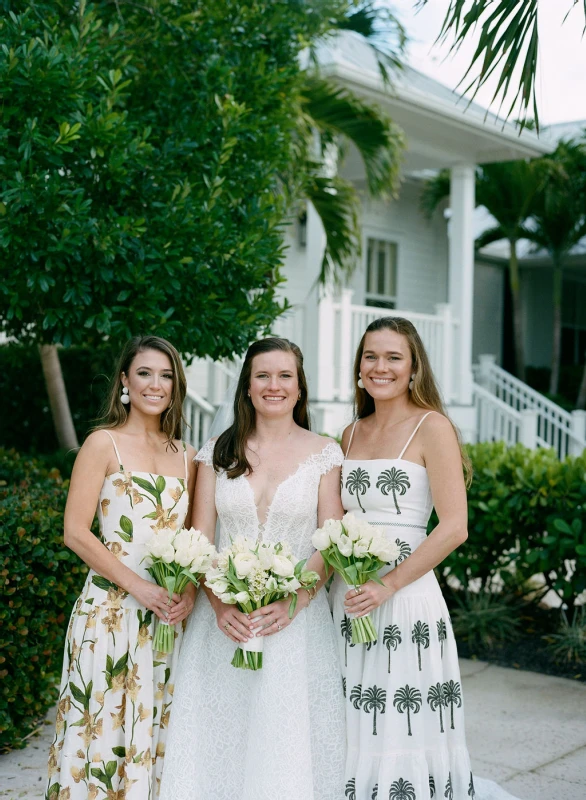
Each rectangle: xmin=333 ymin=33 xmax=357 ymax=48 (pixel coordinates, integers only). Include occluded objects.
xmin=473 ymin=355 xmax=586 ymax=457
xmin=183 ymin=387 xmax=215 ymax=450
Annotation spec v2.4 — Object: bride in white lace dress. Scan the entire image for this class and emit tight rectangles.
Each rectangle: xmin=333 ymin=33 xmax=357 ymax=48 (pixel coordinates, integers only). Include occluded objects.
xmin=159 ymin=337 xmax=346 ymax=800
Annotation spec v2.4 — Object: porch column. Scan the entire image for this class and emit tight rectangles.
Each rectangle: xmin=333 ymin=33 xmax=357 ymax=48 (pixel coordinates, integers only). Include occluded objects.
xmin=449 ymin=163 xmax=476 ymax=406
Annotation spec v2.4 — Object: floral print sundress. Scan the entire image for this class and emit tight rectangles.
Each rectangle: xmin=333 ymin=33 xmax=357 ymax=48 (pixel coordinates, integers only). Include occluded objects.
xmin=46 ymin=430 xmax=189 ymax=800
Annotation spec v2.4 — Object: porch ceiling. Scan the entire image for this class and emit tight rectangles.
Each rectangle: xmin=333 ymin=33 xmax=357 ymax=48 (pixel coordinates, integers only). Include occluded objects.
xmin=318 ymin=33 xmax=551 ymax=172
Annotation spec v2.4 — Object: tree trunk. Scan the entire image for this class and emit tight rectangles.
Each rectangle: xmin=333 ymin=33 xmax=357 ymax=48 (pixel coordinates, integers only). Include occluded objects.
xmin=38 ymin=344 xmax=79 ymax=450
xmin=577 ymin=355 xmax=586 ymax=410
xmin=508 ymin=239 xmax=526 ymax=381
xmin=549 ymin=255 xmax=563 ymax=396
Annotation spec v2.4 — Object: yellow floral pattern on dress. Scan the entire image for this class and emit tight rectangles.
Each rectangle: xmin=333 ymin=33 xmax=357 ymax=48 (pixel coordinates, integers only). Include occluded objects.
xmin=46 ymin=455 xmax=189 ymax=800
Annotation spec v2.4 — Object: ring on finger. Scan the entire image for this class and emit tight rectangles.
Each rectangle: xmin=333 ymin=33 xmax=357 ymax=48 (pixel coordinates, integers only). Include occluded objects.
xmin=277 ymin=623 xmax=282 ymax=631
xmin=224 ymin=622 xmax=230 ymax=631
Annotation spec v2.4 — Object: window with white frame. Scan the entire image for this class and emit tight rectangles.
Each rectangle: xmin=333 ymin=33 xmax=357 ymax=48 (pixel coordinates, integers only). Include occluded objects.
xmin=365 ymin=237 xmax=397 ymax=309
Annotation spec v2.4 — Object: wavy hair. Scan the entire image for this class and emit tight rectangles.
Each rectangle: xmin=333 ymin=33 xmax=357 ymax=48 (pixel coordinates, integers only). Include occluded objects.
xmin=213 ymin=337 xmax=310 ymax=478
xmin=95 ymin=336 xmax=186 ymax=452
xmin=353 ymin=317 xmax=472 ymax=484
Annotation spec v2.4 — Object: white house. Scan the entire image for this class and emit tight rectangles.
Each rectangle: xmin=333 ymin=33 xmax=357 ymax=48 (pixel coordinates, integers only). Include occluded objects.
xmin=184 ymin=33 xmax=586 ymax=458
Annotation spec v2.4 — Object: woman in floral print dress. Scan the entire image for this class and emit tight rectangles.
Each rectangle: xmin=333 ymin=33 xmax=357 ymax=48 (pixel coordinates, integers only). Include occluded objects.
xmin=46 ymin=336 xmax=196 ymax=800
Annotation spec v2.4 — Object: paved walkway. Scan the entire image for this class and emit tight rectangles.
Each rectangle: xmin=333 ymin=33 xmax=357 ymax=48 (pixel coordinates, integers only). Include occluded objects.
xmin=1 ymin=659 xmax=585 ymax=799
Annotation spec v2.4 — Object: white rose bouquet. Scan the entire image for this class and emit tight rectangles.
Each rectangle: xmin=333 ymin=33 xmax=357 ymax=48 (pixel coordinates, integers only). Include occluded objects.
xmin=205 ymin=537 xmax=319 ymax=670
xmin=312 ymin=513 xmax=399 ymax=644
xmin=144 ymin=527 xmax=216 ymax=653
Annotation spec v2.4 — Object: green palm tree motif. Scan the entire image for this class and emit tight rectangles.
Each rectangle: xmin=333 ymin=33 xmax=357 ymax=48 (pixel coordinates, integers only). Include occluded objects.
xmin=393 ymin=538 xmax=412 ymax=566
xmin=365 ymin=638 xmax=378 ymax=651
xmin=411 ymin=620 xmax=430 ymax=671
xmin=392 ymin=684 xmax=422 ymax=737
xmin=376 ymin=467 xmax=410 ymax=514
xmin=444 ymin=773 xmax=453 ymax=800
xmin=437 ymin=618 xmax=447 ymax=658
xmin=429 ymin=775 xmax=436 ymax=798
xmin=442 ymin=680 xmax=462 ymax=730
xmin=361 ymin=685 xmax=386 ymax=736
xmin=349 ymin=684 xmax=363 ymax=710
xmin=345 ymin=467 xmax=370 ymax=513
xmin=388 ymin=777 xmax=416 ymax=800
xmin=341 ymin=615 xmax=355 ymax=666
xmin=427 ymin=682 xmax=447 ymax=733
xmin=468 ymin=773 xmax=475 ymax=798
xmin=345 ymin=778 xmax=356 ymax=800
xmin=342 ymin=677 xmax=346 ymax=698
xmin=371 ymin=784 xmax=378 ymax=800
xmin=383 ymin=624 xmax=402 ymax=673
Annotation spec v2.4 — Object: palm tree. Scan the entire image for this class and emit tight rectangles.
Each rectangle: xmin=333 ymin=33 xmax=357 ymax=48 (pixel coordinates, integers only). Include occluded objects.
xmin=429 ymin=775 xmax=436 ymax=798
xmin=345 ymin=778 xmax=356 ymax=800
xmin=371 ymin=784 xmax=378 ymax=800
xmin=442 ymin=680 xmax=463 ymax=730
xmin=444 ymin=773 xmax=453 ymax=800
xmin=520 ymin=140 xmax=586 ymax=394
xmin=411 ymin=620 xmax=430 ymax=671
xmin=437 ymin=618 xmax=447 ymax=658
xmin=341 ymin=615 xmax=355 ymax=666
xmin=349 ymin=684 xmax=363 ymax=710
xmin=427 ymin=682 xmax=447 ymax=734
xmin=383 ymin=623 xmax=402 ymax=673
xmin=342 ymin=676 xmax=346 ymax=698
xmin=394 ymin=538 xmax=411 ymax=567
xmin=392 ymin=684 xmax=422 ymax=737
xmin=388 ymin=777 xmax=416 ymax=800
xmin=376 ymin=467 xmax=410 ymax=515
xmin=468 ymin=772 xmax=476 ymax=798
xmin=345 ymin=467 xmax=370 ymax=513
xmin=361 ymin=685 xmax=386 ymax=736
xmin=421 ymin=161 xmax=547 ymax=380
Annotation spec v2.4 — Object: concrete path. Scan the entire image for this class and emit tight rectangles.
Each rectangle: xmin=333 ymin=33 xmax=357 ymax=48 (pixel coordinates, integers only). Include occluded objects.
xmin=1 ymin=659 xmax=585 ymax=799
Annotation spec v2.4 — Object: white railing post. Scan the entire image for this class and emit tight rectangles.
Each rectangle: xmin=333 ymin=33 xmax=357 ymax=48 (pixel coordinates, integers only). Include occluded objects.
xmin=570 ymin=410 xmax=586 ymax=456
xmin=338 ymin=288 xmax=354 ymax=401
xmin=477 ymin=354 xmax=497 ymax=390
xmin=435 ymin=303 xmax=453 ymax=404
xmin=316 ymin=292 xmax=335 ymax=402
xmin=519 ymin=408 xmax=538 ymax=449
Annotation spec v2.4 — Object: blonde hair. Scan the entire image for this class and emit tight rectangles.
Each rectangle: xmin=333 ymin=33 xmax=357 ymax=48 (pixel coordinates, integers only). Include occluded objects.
xmin=353 ymin=317 xmax=472 ymax=485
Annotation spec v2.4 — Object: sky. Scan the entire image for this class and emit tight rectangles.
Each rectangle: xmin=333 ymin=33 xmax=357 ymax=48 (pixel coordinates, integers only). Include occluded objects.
xmin=389 ymin=0 xmax=586 ymax=126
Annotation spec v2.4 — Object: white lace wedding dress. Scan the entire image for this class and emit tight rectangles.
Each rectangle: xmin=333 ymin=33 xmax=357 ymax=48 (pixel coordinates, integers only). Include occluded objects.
xmin=159 ymin=439 xmax=346 ymax=800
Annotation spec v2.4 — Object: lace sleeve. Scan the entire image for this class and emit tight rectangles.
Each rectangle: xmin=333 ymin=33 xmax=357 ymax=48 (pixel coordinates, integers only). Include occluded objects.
xmin=312 ymin=441 xmax=344 ymax=476
xmin=195 ymin=438 xmax=216 ymax=468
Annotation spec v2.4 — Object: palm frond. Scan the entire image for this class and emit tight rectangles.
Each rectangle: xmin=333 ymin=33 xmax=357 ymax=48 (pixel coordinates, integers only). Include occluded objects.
xmin=419 ymin=169 xmax=451 ymax=218
xmin=336 ymin=2 xmax=407 ymax=84
xmin=301 ymin=75 xmax=404 ymax=196
xmin=475 ymin=224 xmax=506 ymax=250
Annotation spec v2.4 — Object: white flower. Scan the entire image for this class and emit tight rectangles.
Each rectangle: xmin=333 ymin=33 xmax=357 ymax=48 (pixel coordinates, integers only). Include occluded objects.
xmin=272 ymin=554 xmax=295 ymax=578
xmin=265 ymin=575 xmax=278 ymax=592
xmin=323 ymin=518 xmax=343 ymax=544
xmin=219 ymin=592 xmax=237 ymax=604
xmin=173 ymin=528 xmax=193 ymax=551
xmin=337 ymin=533 xmax=353 ymax=557
xmin=352 ymin=539 xmax=369 ymax=557
xmin=371 ymin=537 xmax=400 ymax=562
xmin=279 ymin=577 xmax=301 ymax=593
xmin=233 ymin=552 xmax=259 ymax=578
xmin=312 ymin=527 xmax=332 ymax=551
xmin=174 ymin=547 xmax=193 ymax=567
xmin=258 ymin=545 xmax=276 ymax=571
xmin=147 ymin=530 xmax=176 ymax=559
xmin=231 ymin=536 xmax=251 ymax=554
xmin=234 ymin=591 xmax=250 ymax=604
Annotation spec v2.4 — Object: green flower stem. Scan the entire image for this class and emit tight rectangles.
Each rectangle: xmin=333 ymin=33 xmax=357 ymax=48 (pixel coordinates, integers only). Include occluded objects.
xmin=153 ymin=620 xmax=175 ymax=654
xmin=231 ymin=647 xmax=263 ymax=671
xmin=351 ymin=613 xmax=378 ymax=644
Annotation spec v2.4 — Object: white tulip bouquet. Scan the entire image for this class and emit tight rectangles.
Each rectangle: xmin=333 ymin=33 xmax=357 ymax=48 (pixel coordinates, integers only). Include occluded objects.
xmin=312 ymin=513 xmax=400 ymax=644
xmin=205 ymin=537 xmax=319 ymax=670
xmin=144 ymin=527 xmax=217 ymax=653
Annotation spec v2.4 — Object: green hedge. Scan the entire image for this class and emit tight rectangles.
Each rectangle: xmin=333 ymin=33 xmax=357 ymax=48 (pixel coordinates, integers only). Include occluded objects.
xmin=0 ymin=343 xmax=114 ymax=454
xmin=0 ymin=449 xmax=88 ymax=750
xmin=438 ymin=442 xmax=586 ymax=608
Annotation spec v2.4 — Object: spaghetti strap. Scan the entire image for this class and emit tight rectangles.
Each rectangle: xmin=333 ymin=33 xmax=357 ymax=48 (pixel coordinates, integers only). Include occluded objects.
xmin=397 ymin=411 xmax=433 ymax=460
xmin=345 ymin=420 xmax=359 ymax=458
xmin=101 ymin=429 xmax=124 ymax=471
xmin=182 ymin=442 xmax=188 ymax=482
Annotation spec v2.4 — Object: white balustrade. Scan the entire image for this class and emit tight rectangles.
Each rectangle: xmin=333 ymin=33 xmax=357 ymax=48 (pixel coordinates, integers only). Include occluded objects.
xmin=473 ymin=355 xmax=586 ymax=457
xmin=183 ymin=387 xmax=215 ymax=450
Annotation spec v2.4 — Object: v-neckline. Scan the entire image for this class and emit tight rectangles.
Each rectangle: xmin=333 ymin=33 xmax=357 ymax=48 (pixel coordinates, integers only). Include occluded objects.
xmin=240 ymin=443 xmax=333 ymax=531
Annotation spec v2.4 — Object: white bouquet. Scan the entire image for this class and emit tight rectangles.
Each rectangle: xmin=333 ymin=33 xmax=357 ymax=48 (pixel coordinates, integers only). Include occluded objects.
xmin=144 ymin=527 xmax=216 ymax=653
xmin=205 ymin=537 xmax=319 ymax=670
xmin=312 ymin=513 xmax=400 ymax=643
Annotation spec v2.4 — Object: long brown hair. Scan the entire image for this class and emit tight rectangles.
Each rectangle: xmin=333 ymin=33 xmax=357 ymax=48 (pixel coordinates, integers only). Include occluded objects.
xmin=353 ymin=317 xmax=472 ymax=484
xmin=95 ymin=336 xmax=187 ymax=452
xmin=213 ymin=337 xmax=310 ymax=478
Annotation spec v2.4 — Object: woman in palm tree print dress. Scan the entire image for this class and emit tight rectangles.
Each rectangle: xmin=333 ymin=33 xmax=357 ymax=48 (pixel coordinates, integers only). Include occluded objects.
xmin=331 ymin=317 xmax=521 ymax=800
xmin=46 ymin=336 xmax=196 ymax=800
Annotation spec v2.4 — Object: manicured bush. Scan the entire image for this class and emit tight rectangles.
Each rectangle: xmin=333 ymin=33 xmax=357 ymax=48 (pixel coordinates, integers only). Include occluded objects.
xmin=0 ymin=449 xmax=88 ymax=750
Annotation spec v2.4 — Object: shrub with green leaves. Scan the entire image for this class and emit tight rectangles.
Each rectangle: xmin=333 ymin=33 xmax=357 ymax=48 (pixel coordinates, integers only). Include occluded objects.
xmin=0 ymin=449 xmax=88 ymax=750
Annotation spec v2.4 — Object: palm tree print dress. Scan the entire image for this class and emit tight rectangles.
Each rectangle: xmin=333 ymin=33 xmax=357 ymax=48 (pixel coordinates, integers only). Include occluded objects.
xmin=331 ymin=413 xmax=476 ymax=800
xmin=46 ymin=431 xmax=189 ymax=800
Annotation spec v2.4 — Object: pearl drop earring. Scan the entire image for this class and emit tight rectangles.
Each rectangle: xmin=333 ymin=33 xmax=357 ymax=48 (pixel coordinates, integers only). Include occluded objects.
xmin=357 ymin=373 xmax=365 ymax=389
xmin=121 ymin=387 xmax=130 ymax=405
xmin=409 ymin=374 xmax=416 ymax=391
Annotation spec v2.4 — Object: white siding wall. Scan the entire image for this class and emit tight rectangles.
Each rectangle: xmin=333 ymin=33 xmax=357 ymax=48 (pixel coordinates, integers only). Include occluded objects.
xmin=473 ymin=261 xmax=504 ymax=363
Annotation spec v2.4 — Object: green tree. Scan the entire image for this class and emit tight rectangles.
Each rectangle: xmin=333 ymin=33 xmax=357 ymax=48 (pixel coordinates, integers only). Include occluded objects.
xmin=345 ymin=467 xmax=371 ymax=513
xmin=389 ymin=777 xmax=416 ymax=800
xmin=341 ymin=615 xmax=355 ymax=666
xmin=376 ymin=467 xmax=410 ymax=514
xmin=350 ymin=683 xmax=363 ymax=710
xmin=427 ymin=682 xmax=447 ymax=733
xmin=411 ymin=620 xmax=430 ymax=671
xmin=437 ymin=618 xmax=447 ymax=658
xmin=382 ymin=623 xmax=402 ymax=673
xmin=442 ymin=680 xmax=463 ymax=730
xmin=361 ymin=684 xmax=386 ymax=736
xmin=393 ymin=684 xmax=422 ymax=737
